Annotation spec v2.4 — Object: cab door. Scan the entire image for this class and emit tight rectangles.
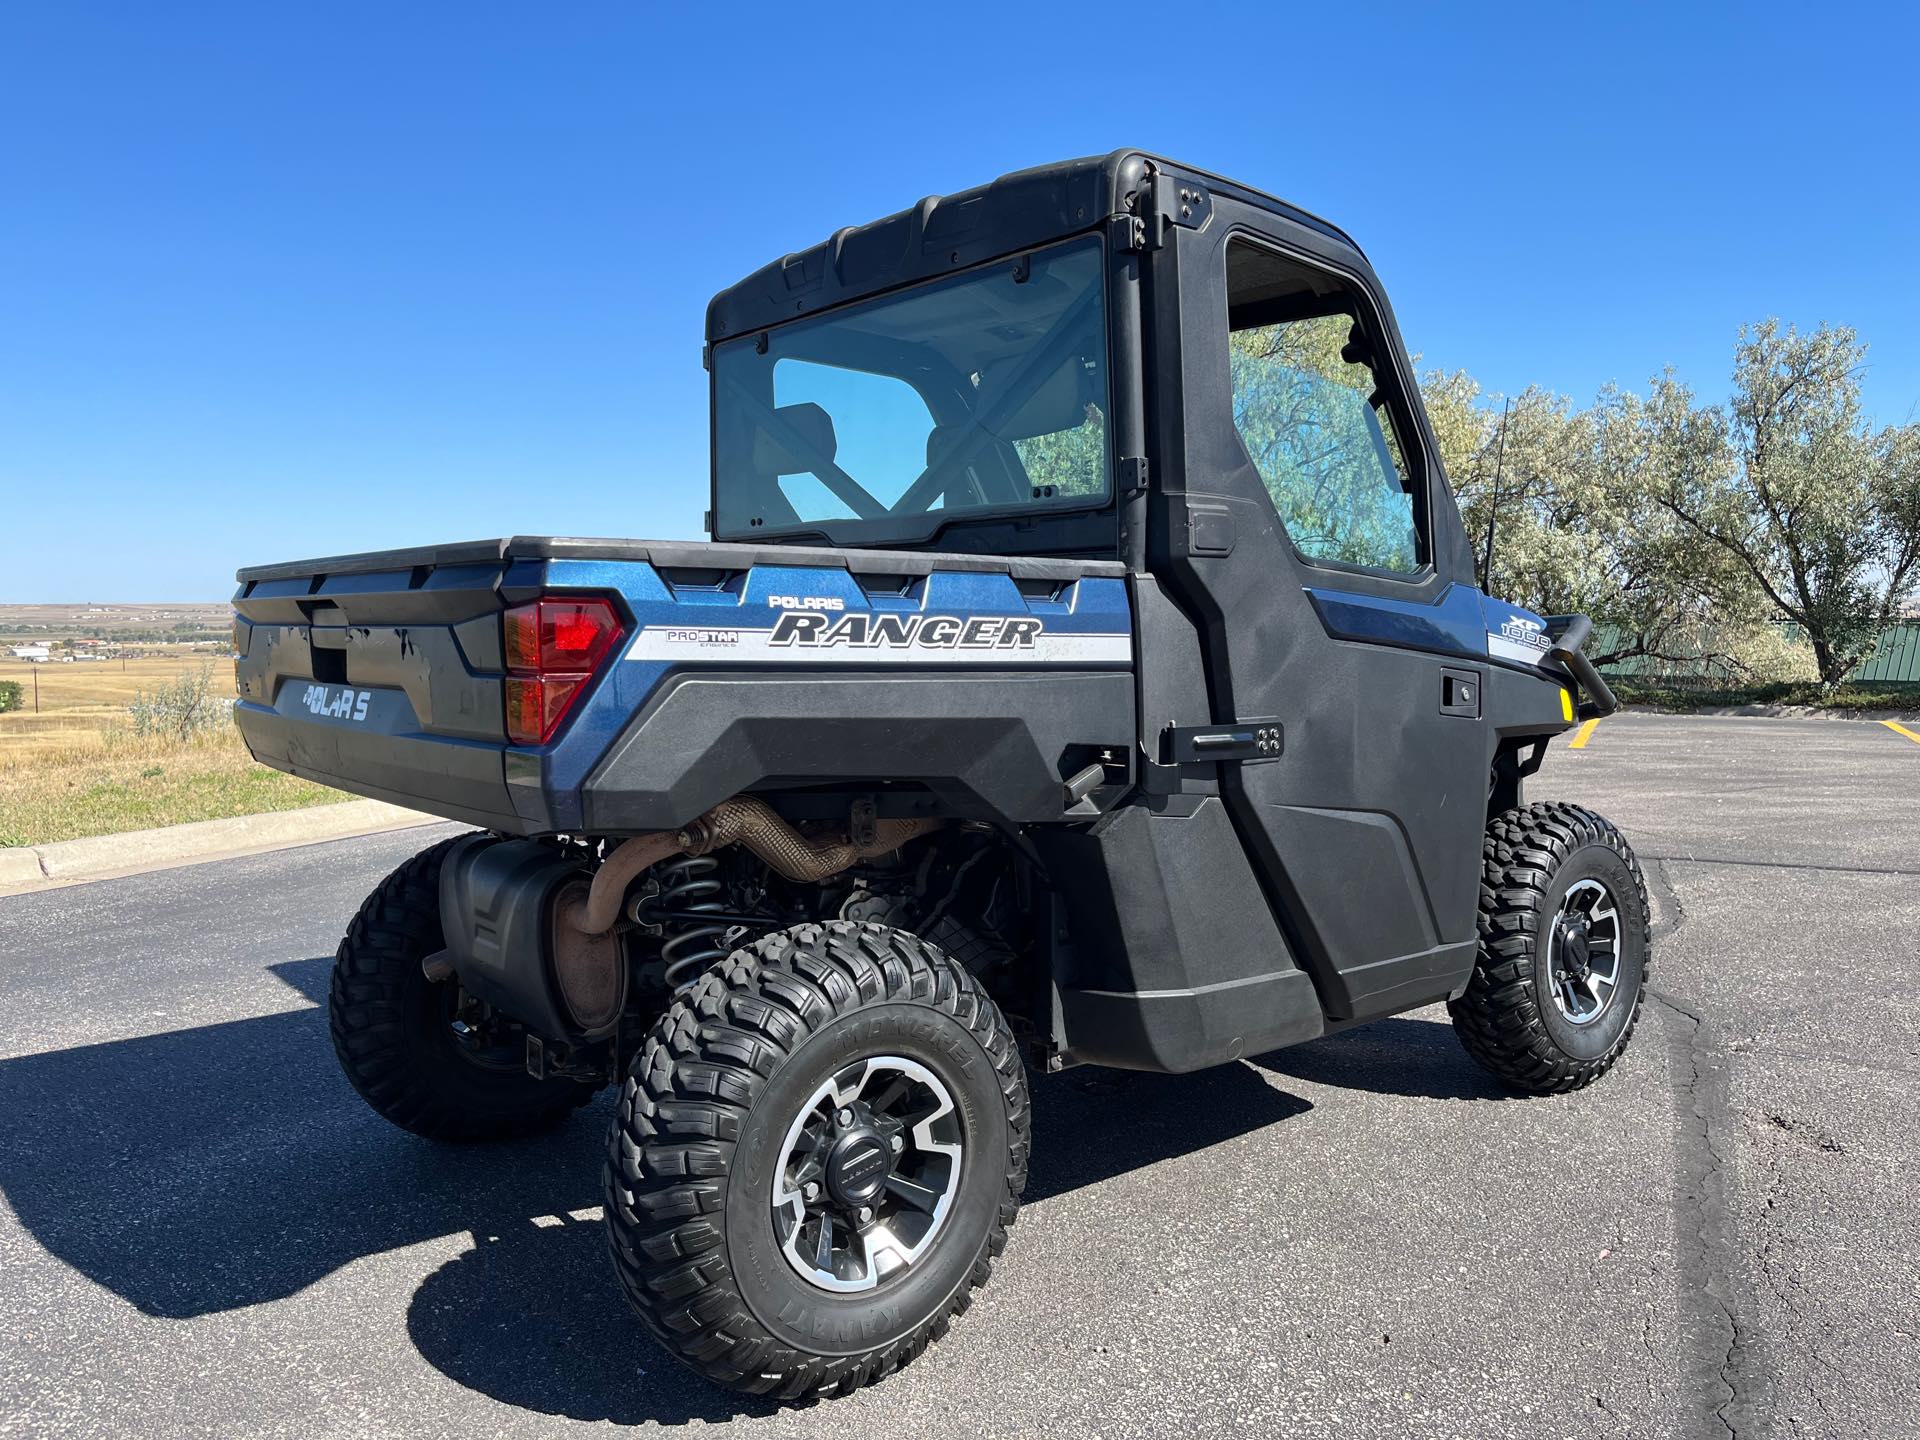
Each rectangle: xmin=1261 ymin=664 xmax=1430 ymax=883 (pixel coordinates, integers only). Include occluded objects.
xmin=1141 ymin=178 xmax=1492 ymax=1021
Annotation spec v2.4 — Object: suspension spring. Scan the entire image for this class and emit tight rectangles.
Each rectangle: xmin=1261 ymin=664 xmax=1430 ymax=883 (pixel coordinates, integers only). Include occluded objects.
xmin=654 ymin=854 xmax=732 ymax=991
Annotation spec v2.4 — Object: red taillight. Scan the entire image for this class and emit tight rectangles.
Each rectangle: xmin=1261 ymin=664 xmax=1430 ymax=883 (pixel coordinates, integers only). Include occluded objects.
xmin=501 ymin=596 xmax=624 ymax=745
xmin=503 ymin=597 xmax=624 ymax=674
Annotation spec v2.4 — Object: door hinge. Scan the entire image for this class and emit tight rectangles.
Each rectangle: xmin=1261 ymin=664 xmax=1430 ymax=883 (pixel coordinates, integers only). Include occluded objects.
xmin=1138 ymin=174 xmax=1213 ymax=251
xmin=1118 ymin=455 xmax=1149 ymax=498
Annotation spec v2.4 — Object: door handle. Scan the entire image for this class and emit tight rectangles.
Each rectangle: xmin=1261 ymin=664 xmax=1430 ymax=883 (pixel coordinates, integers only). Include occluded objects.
xmin=1440 ymin=667 xmax=1482 ymax=718
xmin=1162 ymin=719 xmax=1283 ymax=763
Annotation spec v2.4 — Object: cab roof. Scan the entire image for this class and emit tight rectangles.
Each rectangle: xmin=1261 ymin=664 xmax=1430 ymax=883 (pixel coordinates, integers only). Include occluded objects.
xmin=704 ymin=150 xmax=1364 ymax=345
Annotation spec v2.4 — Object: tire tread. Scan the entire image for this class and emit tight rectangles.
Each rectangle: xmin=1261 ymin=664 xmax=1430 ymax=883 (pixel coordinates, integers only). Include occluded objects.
xmin=603 ymin=920 xmax=1028 ymax=1399
xmin=329 ymin=835 xmax=594 ymax=1140
xmin=1448 ymin=801 xmax=1651 ymax=1095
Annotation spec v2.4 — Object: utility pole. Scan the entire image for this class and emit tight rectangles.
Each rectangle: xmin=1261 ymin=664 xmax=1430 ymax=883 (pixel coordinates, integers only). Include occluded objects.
xmin=32 ymin=664 xmax=39 ymax=714
xmin=1480 ymin=396 xmax=1513 ymax=592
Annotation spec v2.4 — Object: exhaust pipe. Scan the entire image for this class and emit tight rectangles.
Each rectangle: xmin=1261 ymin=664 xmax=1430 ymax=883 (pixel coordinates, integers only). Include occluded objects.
xmin=679 ymin=797 xmax=944 ymax=883
xmin=574 ymin=797 xmax=943 ymax=936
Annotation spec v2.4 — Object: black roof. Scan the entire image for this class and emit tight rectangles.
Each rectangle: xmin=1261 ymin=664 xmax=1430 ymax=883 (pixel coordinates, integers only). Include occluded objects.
xmin=704 ymin=150 xmax=1364 ymax=344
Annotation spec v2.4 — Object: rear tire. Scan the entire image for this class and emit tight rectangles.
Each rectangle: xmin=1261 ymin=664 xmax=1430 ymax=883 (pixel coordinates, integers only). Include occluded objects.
xmin=1449 ymin=802 xmax=1651 ymax=1095
xmin=603 ymin=921 xmax=1029 ymax=1398
xmin=329 ymin=835 xmax=596 ymax=1140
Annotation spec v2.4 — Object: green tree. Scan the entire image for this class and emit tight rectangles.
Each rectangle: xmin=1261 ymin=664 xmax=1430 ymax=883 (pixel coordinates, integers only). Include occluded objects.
xmin=1428 ymin=375 xmax=1749 ymax=670
xmin=0 ymin=679 xmax=22 ymax=714
xmin=1012 ymin=403 xmax=1108 ymax=498
xmin=1652 ymin=321 xmax=1920 ymax=684
xmin=1231 ymin=313 xmax=1419 ymax=570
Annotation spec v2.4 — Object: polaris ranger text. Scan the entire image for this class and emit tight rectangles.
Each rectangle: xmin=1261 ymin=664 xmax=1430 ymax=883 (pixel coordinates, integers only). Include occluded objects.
xmin=234 ymin=152 xmax=1647 ymax=1399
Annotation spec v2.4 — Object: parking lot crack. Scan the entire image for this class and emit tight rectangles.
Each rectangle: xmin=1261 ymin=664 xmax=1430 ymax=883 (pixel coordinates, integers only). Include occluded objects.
xmin=1645 ymin=852 xmax=1920 ymax=880
xmin=1646 ymin=860 xmax=1771 ymax=1440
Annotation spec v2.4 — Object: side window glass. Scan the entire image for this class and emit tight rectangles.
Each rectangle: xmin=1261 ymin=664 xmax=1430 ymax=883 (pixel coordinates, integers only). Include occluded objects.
xmin=1225 ymin=239 xmax=1425 ymax=574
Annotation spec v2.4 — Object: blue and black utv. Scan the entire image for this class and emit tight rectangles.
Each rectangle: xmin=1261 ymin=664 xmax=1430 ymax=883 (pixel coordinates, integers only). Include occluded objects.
xmin=234 ymin=152 xmax=1647 ymax=1400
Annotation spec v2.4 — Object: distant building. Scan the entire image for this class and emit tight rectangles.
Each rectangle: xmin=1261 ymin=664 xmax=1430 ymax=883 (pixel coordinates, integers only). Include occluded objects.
xmin=8 ymin=644 xmax=51 ymax=662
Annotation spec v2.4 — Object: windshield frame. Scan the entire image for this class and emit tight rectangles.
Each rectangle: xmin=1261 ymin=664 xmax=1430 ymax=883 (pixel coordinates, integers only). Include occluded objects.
xmin=707 ymin=235 xmax=1116 ymax=550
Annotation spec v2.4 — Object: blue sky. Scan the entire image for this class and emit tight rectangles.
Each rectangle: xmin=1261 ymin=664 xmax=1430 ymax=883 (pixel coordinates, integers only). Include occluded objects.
xmin=3 ymin=2 xmax=1916 ymax=601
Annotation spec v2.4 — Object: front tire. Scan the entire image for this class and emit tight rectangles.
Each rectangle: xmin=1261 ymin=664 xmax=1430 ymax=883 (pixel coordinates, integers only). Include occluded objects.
xmin=603 ymin=921 xmax=1029 ymax=1398
xmin=329 ymin=835 xmax=597 ymax=1140
xmin=1450 ymin=802 xmax=1651 ymax=1095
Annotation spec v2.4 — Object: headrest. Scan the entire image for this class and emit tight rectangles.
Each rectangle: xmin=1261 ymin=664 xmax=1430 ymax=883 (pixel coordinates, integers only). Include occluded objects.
xmin=926 ymin=423 xmax=965 ymax=469
xmin=752 ymin=402 xmax=838 ymax=475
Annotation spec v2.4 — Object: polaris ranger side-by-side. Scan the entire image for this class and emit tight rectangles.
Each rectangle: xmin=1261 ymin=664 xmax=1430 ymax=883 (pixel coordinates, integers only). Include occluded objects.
xmin=234 ymin=152 xmax=1647 ymax=1399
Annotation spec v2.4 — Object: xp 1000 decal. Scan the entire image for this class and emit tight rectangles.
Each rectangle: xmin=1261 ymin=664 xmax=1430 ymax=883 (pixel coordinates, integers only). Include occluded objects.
xmin=1486 ymin=614 xmax=1552 ymax=667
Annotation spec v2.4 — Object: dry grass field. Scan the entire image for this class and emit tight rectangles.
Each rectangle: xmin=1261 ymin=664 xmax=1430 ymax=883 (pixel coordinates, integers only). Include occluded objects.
xmin=0 ymin=653 xmax=231 ymax=762
xmin=0 ymin=653 xmax=349 ymax=847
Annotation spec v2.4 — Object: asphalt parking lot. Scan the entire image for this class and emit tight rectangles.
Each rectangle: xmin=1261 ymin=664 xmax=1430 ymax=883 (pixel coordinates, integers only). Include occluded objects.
xmin=1 ymin=711 xmax=1915 ymax=1439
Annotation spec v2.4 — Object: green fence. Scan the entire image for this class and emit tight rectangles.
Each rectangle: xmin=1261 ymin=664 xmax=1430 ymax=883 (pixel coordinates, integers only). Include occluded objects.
xmin=1588 ymin=621 xmax=1920 ymax=688
xmin=1852 ymin=623 xmax=1920 ymax=684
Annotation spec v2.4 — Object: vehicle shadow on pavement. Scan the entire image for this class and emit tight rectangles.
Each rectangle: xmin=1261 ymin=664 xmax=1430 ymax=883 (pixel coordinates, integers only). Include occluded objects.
xmin=0 ymin=956 xmax=1317 ymax=1427
xmin=0 ymin=959 xmax=601 ymax=1317
xmin=1249 ymin=1014 xmax=1517 ymax=1101
xmin=1025 ymin=1061 xmax=1312 ymax=1200
xmin=0 ymin=955 xmax=1504 ymax=1426
xmin=406 ymin=1215 xmax=777 ymax=1425
xmin=405 ymin=1059 xmax=1315 ymax=1424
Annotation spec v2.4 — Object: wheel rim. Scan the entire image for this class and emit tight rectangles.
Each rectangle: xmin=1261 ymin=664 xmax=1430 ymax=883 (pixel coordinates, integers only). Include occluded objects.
xmin=772 ymin=1055 xmax=963 ymax=1294
xmin=1548 ymin=877 xmax=1623 ymax=1027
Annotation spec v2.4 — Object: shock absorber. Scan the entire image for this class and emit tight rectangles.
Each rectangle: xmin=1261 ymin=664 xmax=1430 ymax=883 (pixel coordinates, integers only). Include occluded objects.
xmin=652 ymin=854 xmax=732 ymax=991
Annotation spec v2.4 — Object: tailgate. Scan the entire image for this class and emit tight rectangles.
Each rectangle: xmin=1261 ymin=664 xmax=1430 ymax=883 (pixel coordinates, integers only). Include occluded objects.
xmin=232 ymin=552 xmax=529 ymax=829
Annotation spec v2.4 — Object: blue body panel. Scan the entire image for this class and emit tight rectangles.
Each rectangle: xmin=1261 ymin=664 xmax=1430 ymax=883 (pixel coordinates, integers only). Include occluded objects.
xmin=518 ymin=558 xmax=1134 ymax=829
xmin=1304 ymin=582 xmax=1554 ymax=673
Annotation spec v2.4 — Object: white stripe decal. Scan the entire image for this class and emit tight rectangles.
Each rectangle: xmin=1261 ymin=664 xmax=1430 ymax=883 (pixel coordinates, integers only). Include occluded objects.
xmin=625 ymin=624 xmax=1132 ymax=666
xmin=1487 ymin=632 xmax=1548 ymax=666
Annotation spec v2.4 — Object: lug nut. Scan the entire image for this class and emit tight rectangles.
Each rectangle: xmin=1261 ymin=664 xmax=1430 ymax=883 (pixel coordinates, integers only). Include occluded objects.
xmin=890 ymin=1134 xmax=903 ymax=1153
xmin=836 ymin=1108 xmax=855 ymax=1127
xmin=857 ymin=1207 xmax=873 ymax=1225
xmin=803 ymin=1182 xmax=820 ymax=1202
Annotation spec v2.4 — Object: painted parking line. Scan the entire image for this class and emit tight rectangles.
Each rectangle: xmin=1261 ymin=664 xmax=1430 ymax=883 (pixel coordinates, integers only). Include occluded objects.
xmin=1569 ymin=718 xmax=1601 ymax=749
xmin=1881 ymin=719 xmax=1920 ymax=746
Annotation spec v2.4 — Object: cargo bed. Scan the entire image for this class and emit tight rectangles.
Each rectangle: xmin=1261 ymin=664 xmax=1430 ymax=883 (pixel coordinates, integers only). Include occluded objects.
xmin=233 ymin=536 xmax=1136 ymax=836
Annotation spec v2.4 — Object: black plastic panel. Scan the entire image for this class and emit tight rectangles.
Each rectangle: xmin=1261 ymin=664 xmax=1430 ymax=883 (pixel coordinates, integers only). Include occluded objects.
xmin=236 ymin=535 xmax=1124 ymax=587
xmin=579 ymin=669 xmax=1136 ymax=831
xmin=233 ymin=699 xmax=525 ymax=830
xmin=1037 ymin=797 xmax=1325 ymax=1072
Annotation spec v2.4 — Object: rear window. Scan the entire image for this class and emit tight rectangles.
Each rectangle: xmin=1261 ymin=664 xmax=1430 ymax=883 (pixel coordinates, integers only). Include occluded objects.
xmin=711 ymin=239 xmax=1111 ymax=544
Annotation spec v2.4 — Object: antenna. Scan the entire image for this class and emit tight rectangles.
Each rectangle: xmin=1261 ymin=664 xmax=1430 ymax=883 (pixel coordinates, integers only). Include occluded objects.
xmin=1480 ymin=396 xmax=1512 ymax=592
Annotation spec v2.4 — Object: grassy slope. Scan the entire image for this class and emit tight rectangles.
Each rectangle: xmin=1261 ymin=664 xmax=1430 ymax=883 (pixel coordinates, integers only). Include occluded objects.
xmin=0 ymin=725 xmax=350 ymax=848
xmin=2 ymin=653 xmax=350 ymax=846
